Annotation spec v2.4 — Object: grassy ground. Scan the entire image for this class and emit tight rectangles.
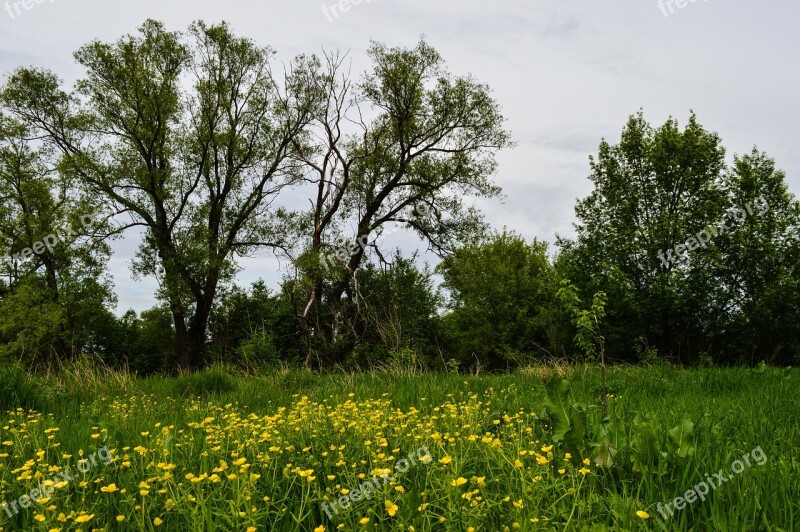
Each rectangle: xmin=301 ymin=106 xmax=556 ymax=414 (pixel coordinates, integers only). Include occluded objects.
xmin=0 ymin=362 xmax=797 ymax=531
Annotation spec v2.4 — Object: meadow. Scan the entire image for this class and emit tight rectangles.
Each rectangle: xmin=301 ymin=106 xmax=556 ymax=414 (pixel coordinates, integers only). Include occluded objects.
xmin=0 ymin=362 xmax=797 ymax=531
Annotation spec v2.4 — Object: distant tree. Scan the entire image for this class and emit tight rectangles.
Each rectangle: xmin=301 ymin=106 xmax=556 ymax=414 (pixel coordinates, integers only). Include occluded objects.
xmin=348 ymin=254 xmax=442 ymax=367
xmin=208 ymin=281 xmax=291 ymax=368
xmin=437 ymin=230 xmax=562 ymax=368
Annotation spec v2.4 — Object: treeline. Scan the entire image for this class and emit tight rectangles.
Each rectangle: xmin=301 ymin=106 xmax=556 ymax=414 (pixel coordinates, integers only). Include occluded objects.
xmin=0 ymin=20 xmax=798 ymax=373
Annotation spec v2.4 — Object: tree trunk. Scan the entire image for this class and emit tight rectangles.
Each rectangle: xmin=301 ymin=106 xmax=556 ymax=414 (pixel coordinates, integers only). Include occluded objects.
xmin=175 ymin=323 xmax=208 ymax=372
xmin=173 ymin=294 xmax=214 ymax=372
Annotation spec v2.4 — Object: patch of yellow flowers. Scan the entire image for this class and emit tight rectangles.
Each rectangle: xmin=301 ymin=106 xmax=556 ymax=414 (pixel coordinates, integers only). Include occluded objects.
xmin=0 ymin=384 xmax=650 ymax=530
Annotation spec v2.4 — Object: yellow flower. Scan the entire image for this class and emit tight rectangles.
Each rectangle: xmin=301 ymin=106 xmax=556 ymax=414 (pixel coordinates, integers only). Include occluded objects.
xmin=315 ymin=527 xmax=325 ymax=532
xmin=74 ymin=514 xmax=94 ymax=523
xmin=583 ymin=458 xmax=591 ymax=465
xmin=101 ymin=483 xmax=119 ymax=493
xmin=541 ymin=445 xmax=553 ymax=453
xmin=116 ymin=515 xmax=126 ymax=522
xmin=636 ymin=511 xmax=650 ymax=519
xmin=154 ymin=517 xmax=164 ymax=526
xmin=385 ymin=500 xmax=399 ymax=517
xmin=439 ymin=456 xmax=452 ymax=465
xmin=451 ymin=477 xmax=468 ymax=487
xmin=359 ymin=517 xmax=370 ymax=525
xmin=578 ymin=467 xmax=590 ymax=475
xmin=513 ymin=500 xmax=524 ymax=509
xmin=34 ymin=514 xmax=46 ymax=522
xmin=247 ymin=528 xmax=257 ymax=532
xmin=514 ymin=458 xmax=524 ymax=468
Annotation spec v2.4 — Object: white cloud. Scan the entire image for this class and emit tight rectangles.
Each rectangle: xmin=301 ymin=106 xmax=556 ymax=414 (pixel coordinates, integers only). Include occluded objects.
xmin=2 ymin=0 xmax=797 ymax=312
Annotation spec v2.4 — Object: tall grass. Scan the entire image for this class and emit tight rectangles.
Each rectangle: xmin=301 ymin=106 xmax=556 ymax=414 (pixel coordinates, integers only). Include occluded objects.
xmin=0 ymin=364 xmax=796 ymax=530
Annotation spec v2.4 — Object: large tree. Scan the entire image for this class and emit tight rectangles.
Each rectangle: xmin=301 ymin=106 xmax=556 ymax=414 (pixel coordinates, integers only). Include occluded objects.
xmin=710 ymin=150 xmax=800 ymax=362
xmin=0 ymin=115 xmax=113 ymax=363
xmin=289 ymin=41 xmax=511 ymax=365
xmin=2 ymin=20 xmax=318 ymax=370
xmin=558 ymin=112 xmax=800 ymax=363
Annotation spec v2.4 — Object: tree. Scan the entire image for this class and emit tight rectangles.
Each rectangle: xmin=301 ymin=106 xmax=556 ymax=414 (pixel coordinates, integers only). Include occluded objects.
xmin=556 ymin=280 xmax=608 ymax=415
xmin=437 ymin=230 xmax=562 ymax=368
xmin=0 ymin=115 xmax=113 ymax=365
xmin=711 ymin=150 xmax=800 ymax=363
xmin=558 ymin=111 xmax=800 ymax=364
xmin=557 ymin=112 xmax=728 ymax=361
xmin=290 ymin=40 xmax=512 ymax=365
xmin=2 ymin=20 xmax=318 ymax=370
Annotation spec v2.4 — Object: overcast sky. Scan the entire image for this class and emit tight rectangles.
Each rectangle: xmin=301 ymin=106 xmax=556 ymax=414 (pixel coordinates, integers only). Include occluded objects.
xmin=2 ymin=0 xmax=798 ymax=313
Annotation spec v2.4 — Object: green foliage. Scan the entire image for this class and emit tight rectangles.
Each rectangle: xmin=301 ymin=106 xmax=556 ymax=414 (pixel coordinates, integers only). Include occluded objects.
xmin=557 ymin=280 xmax=609 ymax=413
xmin=543 ymin=377 xmax=698 ymax=482
xmin=438 ymin=230 xmax=563 ymax=369
xmin=208 ymin=281 xmax=290 ymax=368
xmin=558 ymin=111 xmax=800 ymax=365
xmin=557 ymin=280 xmax=607 ymax=361
xmin=667 ymin=418 xmax=696 ymax=458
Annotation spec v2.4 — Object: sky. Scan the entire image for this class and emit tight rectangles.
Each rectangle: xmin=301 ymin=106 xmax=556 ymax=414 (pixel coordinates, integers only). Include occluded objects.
xmin=1 ymin=0 xmax=798 ymax=314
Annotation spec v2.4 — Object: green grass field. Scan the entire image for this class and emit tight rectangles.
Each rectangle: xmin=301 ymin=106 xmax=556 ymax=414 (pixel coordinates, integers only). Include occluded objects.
xmin=0 ymin=363 xmax=797 ymax=531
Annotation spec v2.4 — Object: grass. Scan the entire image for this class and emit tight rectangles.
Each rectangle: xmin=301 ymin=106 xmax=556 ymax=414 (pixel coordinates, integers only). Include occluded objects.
xmin=0 ymin=362 xmax=797 ymax=530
